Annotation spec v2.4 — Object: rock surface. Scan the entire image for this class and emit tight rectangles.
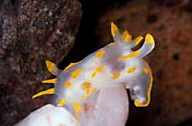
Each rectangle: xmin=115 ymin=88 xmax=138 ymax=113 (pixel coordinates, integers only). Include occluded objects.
xmin=94 ymin=0 xmax=192 ymax=125
xmin=0 ymin=0 xmax=82 ymax=125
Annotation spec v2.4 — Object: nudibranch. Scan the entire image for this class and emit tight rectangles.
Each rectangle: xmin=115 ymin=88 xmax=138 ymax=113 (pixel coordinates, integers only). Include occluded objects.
xmin=32 ymin=22 xmax=155 ymax=119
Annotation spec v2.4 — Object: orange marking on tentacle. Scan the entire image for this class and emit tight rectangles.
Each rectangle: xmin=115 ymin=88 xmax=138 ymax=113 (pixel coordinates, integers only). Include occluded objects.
xmin=46 ymin=60 xmax=56 ymax=74
xmin=145 ymin=33 xmax=154 ymax=44
xmin=32 ymin=88 xmax=54 ymax=99
xmin=41 ymin=78 xmax=56 ymax=83
xmin=71 ymin=69 xmax=81 ymax=78
xmin=134 ymin=36 xmax=143 ymax=45
xmin=122 ymin=30 xmax=132 ymax=42
xmin=111 ymin=22 xmax=118 ymax=37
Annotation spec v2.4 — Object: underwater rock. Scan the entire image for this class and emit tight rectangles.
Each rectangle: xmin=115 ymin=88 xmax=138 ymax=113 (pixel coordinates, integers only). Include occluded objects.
xmin=0 ymin=0 xmax=82 ymax=125
xmin=95 ymin=0 xmax=192 ymax=125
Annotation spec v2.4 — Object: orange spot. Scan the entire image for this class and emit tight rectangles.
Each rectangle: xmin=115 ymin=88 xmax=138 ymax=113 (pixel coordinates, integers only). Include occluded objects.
xmin=73 ymin=101 xmax=82 ymax=120
xmin=82 ymin=82 xmax=92 ymax=97
xmin=82 ymin=82 xmax=92 ymax=90
xmin=64 ymin=81 xmax=71 ymax=88
xmin=57 ymin=99 xmax=66 ymax=107
xmin=143 ymin=67 xmax=149 ymax=73
xmin=94 ymin=49 xmax=106 ymax=58
xmin=91 ymin=65 xmax=104 ymax=78
xmin=118 ymin=50 xmax=141 ymax=60
xmin=112 ymin=72 xmax=121 ymax=79
xmin=71 ymin=69 xmax=81 ymax=78
xmin=92 ymin=88 xmax=98 ymax=94
xmin=127 ymin=67 xmax=136 ymax=73
xmin=82 ymin=94 xmax=87 ymax=100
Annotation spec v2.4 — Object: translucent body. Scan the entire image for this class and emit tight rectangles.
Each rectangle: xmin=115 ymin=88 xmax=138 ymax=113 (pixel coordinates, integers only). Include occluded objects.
xmin=32 ymin=22 xmax=155 ymax=120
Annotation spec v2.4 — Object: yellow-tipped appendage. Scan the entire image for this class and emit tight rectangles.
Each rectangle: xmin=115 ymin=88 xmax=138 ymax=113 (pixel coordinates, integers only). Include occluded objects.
xmin=122 ymin=30 xmax=132 ymax=42
xmin=145 ymin=34 xmax=155 ymax=47
xmin=32 ymin=88 xmax=55 ymax=99
xmin=111 ymin=22 xmax=119 ymax=37
xmin=45 ymin=60 xmax=56 ymax=74
xmin=42 ymin=78 xmax=57 ymax=83
xmin=134 ymin=36 xmax=143 ymax=45
xmin=32 ymin=61 xmax=56 ymax=99
xmin=145 ymin=33 xmax=154 ymax=43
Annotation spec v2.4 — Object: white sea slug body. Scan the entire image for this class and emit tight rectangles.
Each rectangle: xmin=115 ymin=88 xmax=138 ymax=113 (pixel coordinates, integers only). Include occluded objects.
xmin=32 ymin=22 xmax=155 ymax=119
